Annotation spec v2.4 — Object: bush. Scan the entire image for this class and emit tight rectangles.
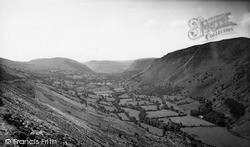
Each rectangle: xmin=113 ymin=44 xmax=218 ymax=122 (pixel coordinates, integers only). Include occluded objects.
xmin=190 ymin=101 xmax=227 ymax=127
xmin=224 ymin=99 xmax=245 ymax=118
xmin=0 ymin=98 xmax=3 ymax=106
xmin=190 ymin=110 xmax=200 ymax=116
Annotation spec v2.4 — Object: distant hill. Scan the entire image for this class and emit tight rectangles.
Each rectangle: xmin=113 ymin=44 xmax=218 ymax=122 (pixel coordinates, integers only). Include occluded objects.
xmin=129 ymin=37 xmax=249 ymax=137
xmin=28 ymin=57 xmax=93 ymax=73
xmin=126 ymin=58 xmax=156 ymax=72
xmin=84 ymin=58 xmax=156 ymax=73
xmin=0 ymin=58 xmax=32 ymax=80
xmin=0 ymin=57 xmax=93 ymax=75
xmin=84 ymin=60 xmax=131 ymax=73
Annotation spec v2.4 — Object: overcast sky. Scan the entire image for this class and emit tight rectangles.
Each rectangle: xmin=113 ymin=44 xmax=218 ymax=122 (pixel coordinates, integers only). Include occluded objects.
xmin=0 ymin=0 xmax=249 ymax=62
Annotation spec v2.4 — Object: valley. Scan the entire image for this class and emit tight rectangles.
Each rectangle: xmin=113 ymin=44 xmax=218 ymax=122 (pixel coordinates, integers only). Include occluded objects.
xmin=0 ymin=37 xmax=249 ymax=147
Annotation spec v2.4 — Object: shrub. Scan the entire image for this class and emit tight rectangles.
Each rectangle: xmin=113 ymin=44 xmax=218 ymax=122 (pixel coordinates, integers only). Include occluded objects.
xmin=0 ymin=98 xmax=3 ymax=106
xmin=224 ymin=99 xmax=245 ymax=118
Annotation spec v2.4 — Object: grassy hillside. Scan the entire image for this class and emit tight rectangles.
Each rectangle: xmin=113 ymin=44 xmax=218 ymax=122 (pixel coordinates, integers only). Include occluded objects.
xmin=128 ymin=37 xmax=249 ymax=137
xmin=28 ymin=57 xmax=93 ymax=73
xmin=127 ymin=58 xmax=156 ymax=72
xmin=0 ymin=57 xmax=93 ymax=75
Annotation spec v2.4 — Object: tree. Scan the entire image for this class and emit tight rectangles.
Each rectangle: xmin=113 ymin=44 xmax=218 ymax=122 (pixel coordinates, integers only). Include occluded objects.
xmin=162 ymin=99 xmax=166 ymax=105
xmin=190 ymin=110 xmax=200 ymax=116
xmin=139 ymin=110 xmax=147 ymax=121
xmin=224 ymin=99 xmax=245 ymax=118
xmin=163 ymin=125 xmax=168 ymax=135
xmin=198 ymin=101 xmax=212 ymax=114
xmin=130 ymin=117 xmax=137 ymax=123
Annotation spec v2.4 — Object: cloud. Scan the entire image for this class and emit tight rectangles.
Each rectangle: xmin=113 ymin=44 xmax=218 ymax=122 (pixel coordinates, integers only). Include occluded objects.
xmin=240 ymin=12 xmax=250 ymax=26
xmin=169 ymin=20 xmax=187 ymax=27
xmin=143 ymin=19 xmax=159 ymax=28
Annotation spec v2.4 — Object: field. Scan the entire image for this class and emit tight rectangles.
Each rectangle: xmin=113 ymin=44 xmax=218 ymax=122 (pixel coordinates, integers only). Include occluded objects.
xmin=135 ymin=95 xmax=147 ymax=99
xmin=149 ymin=96 xmax=162 ymax=103
xmin=119 ymin=94 xmax=129 ymax=99
xmin=179 ymin=101 xmax=200 ymax=112
xmin=175 ymin=98 xmax=195 ymax=105
xmin=181 ymin=127 xmax=250 ymax=147
xmin=105 ymin=97 xmax=116 ymax=102
xmin=114 ymin=87 xmax=125 ymax=92
xmin=122 ymin=100 xmax=154 ymax=106
xmin=165 ymin=102 xmax=184 ymax=112
xmin=101 ymin=105 xmax=117 ymax=112
xmin=88 ymin=94 xmax=101 ymax=99
xmin=170 ymin=116 xmax=215 ymax=126
xmin=126 ymin=101 xmax=139 ymax=106
xmin=93 ymin=90 xmax=113 ymax=96
xmin=140 ymin=123 xmax=163 ymax=136
xmin=118 ymin=113 xmax=130 ymax=121
xmin=163 ymin=95 xmax=184 ymax=101
xmin=122 ymin=108 xmax=140 ymax=120
xmin=141 ymin=105 xmax=158 ymax=111
xmin=103 ymin=117 xmax=145 ymax=135
xmin=99 ymin=101 xmax=112 ymax=106
xmin=147 ymin=110 xmax=179 ymax=118
xmin=119 ymin=99 xmax=133 ymax=105
xmin=158 ymin=118 xmax=170 ymax=124
xmin=85 ymin=98 xmax=97 ymax=103
xmin=138 ymin=101 xmax=154 ymax=105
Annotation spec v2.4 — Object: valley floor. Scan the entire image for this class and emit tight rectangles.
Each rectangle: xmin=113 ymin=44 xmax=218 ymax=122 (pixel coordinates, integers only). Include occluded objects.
xmin=0 ymin=69 xmax=249 ymax=147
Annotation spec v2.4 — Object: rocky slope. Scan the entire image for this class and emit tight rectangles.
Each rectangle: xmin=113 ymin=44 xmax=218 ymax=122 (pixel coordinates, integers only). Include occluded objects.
xmin=0 ymin=78 xmax=168 ymax=147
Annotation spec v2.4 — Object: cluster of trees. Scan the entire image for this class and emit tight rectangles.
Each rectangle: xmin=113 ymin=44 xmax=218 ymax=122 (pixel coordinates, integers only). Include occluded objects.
xmin=147 ymin=83 xmax=183 ymax=97
xmin=161 ymin=100 xmax=184 ymax=114
xmin=139 ymin=110 xmax=165 ymax=128
xmin=111 ymin=92 xmax=126 ymax=98
xmin=134 ymin=83 xmax=182 ymax=97
xmin=190 ymin=101 xmax=226 ymax=127
xmin=203 ymin=111 xmax=226 ymax=126
xmin=121 ymin=103 xmax=144 ymax=112
xmin=122 ymin=111 xmax=138 ymax=123
xmin=97 ymin=105 xmax=108 ymax=113
xmin=79 ymin=99 xmax=87 ymax=107
xmin=88 ymin=103 xmax=97 ymax=109
xmin=224 ymin=98 xmax=245 ymax=119
xmin=112 ymin=98 xmax=120 ymax=107
xmin=138 ymin=110 xmax=180 ymax=135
